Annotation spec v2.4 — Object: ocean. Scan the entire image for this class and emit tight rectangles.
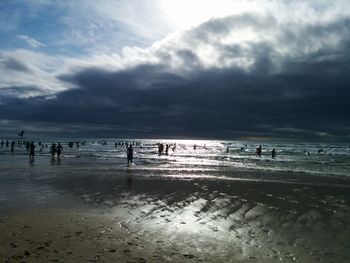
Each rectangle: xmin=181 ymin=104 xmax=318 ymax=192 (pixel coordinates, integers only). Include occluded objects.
xmin=1 ymin=139 xmax=349 ymax=178
xmin=1 ymin=138 xmax=350 ymax=212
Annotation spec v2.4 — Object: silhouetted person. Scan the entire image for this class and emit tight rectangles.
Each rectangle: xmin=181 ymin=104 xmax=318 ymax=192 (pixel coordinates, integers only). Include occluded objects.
xmin=6 ymin=140 xmax=9 ymax=147
xmin=165 ymin=144 xmax=169 ymax=155
xmin=11 ymin=140 xmax=15 ymax=153
xmin=271 ymin=148 xmax=276 ymax=159
xmin=256 ymin=145 xmax=262 ymax=157
xmin=50 ymin=143 xmax=57 ymax=158
xmin=193 ymin=144 xmax=197 ymax=150
xmin=29 ymin=141 xmax=35 ymax=161
xmin=226 ymin=146 xmax=229 ymax=153
xmin=127 ymin=145 xmax=133 ymax=165
xmin=57 ymin=143 xmax=63 ymax=159
xmin=158 ymin=143 xmax=164 ymax=155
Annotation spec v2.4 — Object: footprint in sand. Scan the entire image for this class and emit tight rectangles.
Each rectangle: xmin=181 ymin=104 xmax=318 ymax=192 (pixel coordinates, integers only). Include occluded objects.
xmin=209 ymin=226 xmax=219 ymax=232
xmin=183 ymin=254 xmax=196 ymax=259
xmin=36 ymin=246 xmax=45 ymax=250
xmin=44 ymin=241 xmax=52 ymax=247
xmin=130 ymin=257 xmax=147 ymax=263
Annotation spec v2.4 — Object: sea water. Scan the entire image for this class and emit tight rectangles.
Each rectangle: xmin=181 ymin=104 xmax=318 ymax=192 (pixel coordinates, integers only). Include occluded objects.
xmin=0 ymin=139 xmax=349 ymax=178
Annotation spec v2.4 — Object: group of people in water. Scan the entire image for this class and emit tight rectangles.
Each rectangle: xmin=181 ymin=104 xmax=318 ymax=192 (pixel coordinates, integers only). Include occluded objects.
xmin=157 ymin=143 xmax=176 ymax=156
xmin=49 ymin=143 xmax=63 ymax=159
xmin=255 ymin=145 xmax=276 ymax=159
xmin=253 ymin=145 xmax=275 ymax=158
xmin=3 ymin=139 xmax=334 ymax=166
xmin=0 ymin=140 xmax=52 ymax=153
xmin=0 ymin=140 xmax=65 ymax=161
xmin=68 ymin=141 xmax=85 ymax=149
xmin=1 ymin=140 xmax=22 ymax=153
xmin=2 ymin=139 xmax=278 ymax=163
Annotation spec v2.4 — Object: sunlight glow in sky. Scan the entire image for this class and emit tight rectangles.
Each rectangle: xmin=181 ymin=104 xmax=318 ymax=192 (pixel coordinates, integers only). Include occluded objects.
xmin=159 ymin=0 xmax=253 ymax=30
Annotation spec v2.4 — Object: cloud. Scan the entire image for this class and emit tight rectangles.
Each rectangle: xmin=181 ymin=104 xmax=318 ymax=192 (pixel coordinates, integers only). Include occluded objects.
xmin=2 ymin=57 xmax=32 ymax=72
xmin=0 ymin=49 xmax=67 ymax=97
xmin=52 ymin=0 xmax=170 ymax=53
xmin=0 ymin=86 xmax=43 ymax=98
xmin=17 ymin=34 xmax=45 ymax=48
xmin=1 ymin=45 xmax=349 ymax=139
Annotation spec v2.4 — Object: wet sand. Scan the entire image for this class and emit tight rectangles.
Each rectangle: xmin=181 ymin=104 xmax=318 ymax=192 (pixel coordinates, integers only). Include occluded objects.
xmin=1 ymin=165 xmax=350 ymax=262
xmin=0 ymin=209 xmax=195 ymax=263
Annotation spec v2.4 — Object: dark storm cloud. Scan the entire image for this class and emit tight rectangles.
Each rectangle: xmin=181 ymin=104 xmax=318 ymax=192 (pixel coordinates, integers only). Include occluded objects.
xmin=1 ymin=15 xmax=350 ymax=140
xmin=2 ymin=57 xmax=32 ymax=72
xmin=1 ymin=58 xmax=349 ymax=139
xmin=0 ymin=86 xmax=42 ymax=98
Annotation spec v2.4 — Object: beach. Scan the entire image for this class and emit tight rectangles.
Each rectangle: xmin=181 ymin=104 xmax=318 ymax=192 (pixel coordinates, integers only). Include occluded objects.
xmin=2 ymin=0 xmax=350 ymax=262
xmin=0 ymin=140 xmax=350 ymax=262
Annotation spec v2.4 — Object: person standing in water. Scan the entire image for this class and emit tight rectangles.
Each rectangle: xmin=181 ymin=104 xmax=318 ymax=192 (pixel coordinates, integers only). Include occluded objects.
xmin=29 ymin=141 xmax=35 ymax=161
xmin=256 ymin=145 xmax=262 ymax=157
xmin=56 ymin=143 xmax=63 ymax=159
xmin=127 ymin=144 xmax=133 ymax=165
xmin=271 ymin=148 xmax=276 ymax=159
xmin=50 ymin=143 xmax=57 ymax=158
xmin=11 ymin=140 xmax=15 ymax=153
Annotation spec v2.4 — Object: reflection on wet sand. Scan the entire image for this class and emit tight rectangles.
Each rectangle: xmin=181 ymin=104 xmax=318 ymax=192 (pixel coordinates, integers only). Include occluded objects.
xmin=38 ymin=172 xmax=350 ymax=262
xmin=126 ymin=176 xmax=133 ymax=191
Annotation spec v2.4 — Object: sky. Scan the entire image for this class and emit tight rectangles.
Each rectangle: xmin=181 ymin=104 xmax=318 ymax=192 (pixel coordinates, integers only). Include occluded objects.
xmin=0 ymin=0 xmax=350 ymax=141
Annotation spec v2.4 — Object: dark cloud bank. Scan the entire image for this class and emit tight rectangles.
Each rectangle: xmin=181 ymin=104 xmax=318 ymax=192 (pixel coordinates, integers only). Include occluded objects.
xmin=1 ymin=15 xmax=350 ymax=141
